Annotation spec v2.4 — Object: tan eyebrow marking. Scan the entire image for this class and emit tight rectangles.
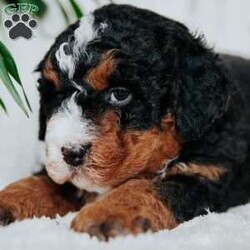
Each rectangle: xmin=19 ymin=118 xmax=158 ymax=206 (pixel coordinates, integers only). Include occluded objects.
xmin=86 ymin=50 xmax=117 ymax=91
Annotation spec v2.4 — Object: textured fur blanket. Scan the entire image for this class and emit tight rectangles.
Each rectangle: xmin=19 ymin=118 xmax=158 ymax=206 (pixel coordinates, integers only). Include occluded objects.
xmin=0 ymin=203 xmax=250 ymax=250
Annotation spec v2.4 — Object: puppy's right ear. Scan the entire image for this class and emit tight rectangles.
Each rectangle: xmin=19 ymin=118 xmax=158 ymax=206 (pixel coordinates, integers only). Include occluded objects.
xmin=38 ymin=102 xmax=46 ymax=141
xmin=35 ymin=59 xmax=48 ymax=141
xmin=36 ymin=52 xmax=60 ymax=141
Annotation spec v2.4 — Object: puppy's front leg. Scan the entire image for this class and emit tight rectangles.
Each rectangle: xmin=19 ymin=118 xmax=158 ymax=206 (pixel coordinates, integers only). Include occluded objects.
xmin=71 ymin=179 xmax=177 ymax=241
xmin=0 ymin=175 xmax=81 ymax=225
xmin=71 ymin=163 xmax=229 ymax=241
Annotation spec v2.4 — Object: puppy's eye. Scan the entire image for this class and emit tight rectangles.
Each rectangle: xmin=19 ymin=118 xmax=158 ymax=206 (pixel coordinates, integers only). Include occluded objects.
xmin=108 ymin=88 xmax=132 ymax=106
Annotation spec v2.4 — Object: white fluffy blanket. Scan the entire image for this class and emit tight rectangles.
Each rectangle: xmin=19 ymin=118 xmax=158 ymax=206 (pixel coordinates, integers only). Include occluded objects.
xmin=0 ymin=204 xmax=250 ymax=250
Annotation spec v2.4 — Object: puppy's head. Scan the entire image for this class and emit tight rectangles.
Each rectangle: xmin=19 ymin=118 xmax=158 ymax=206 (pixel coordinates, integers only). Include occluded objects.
xmin=37 ymin=5 xmax=230 ymax=193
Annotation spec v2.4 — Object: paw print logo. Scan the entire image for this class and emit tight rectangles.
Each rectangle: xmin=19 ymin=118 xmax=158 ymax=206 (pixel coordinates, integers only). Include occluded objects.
xmin=4 ymin=14 xmax=37 ymax=40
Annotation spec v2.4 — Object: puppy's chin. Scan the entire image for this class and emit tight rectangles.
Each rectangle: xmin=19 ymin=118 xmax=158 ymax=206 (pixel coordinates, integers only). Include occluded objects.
xmin=45 ymin=161 xmax=110 ymax=194
xmin=45 ymin=161 xmax=72 ymax=185
xmin=71 ymin=174 xmax=110 ymax=194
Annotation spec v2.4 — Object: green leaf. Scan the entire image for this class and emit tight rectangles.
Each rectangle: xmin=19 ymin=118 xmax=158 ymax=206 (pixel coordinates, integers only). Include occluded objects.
xmin=0 ymin=41 xmax=32 ymax=112
xmin=69 ymin=0 xmax=83 ymax=19
xmin=0 ymin=41 xmax=21 ymax=83
xmin=55 ymin=0 xmax=70 ymax=25
xmin=0 ymin=98 xmax=7 ymax=114
xmin=0 ymin=54 xmax=28 ymax=117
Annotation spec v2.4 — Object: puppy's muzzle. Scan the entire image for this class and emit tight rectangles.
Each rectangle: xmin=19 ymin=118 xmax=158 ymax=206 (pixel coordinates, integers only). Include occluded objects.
xmin=61 ymin=144 xmax=90 ymax=166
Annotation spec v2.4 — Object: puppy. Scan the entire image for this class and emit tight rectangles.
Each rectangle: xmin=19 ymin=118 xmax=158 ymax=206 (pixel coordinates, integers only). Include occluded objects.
xmin=1 ymin=4 xmax=250 ymax=241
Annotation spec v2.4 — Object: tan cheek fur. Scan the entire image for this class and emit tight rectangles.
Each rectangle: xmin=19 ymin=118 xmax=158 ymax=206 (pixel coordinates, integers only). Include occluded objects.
xmin=87 ymin=111 xmax=181 ymax=187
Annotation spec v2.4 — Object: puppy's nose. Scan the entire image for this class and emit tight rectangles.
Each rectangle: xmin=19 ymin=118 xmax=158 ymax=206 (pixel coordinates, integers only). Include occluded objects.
xmin=61 ymin=145 xmax=89 ymax=166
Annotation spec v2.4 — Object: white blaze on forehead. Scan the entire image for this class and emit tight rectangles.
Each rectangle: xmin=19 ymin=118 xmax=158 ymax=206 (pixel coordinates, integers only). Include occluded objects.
xmin=55 ymin=42 xmax=75 ymax=78
xmin=55 ymin=13 xmax=108 ymax=79
xmin=73 ymin=14 xmax=96 ymax=59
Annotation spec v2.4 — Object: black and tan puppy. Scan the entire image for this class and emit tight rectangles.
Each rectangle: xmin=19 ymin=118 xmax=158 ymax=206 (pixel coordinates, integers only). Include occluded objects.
xmin=1 ymin=4 xmax=250 ymax=240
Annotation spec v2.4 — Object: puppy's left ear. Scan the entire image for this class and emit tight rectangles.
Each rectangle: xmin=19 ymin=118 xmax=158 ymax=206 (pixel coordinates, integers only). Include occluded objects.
xmin=171 ymin=43 xmax=231 ymax=141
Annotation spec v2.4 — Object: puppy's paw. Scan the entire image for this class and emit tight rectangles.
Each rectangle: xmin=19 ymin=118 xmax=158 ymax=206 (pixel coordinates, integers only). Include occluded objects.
xmin=71 ymin=205 xmax=152 ymax=241
xmin=0 ymin=205 xmax=15 ymax=226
